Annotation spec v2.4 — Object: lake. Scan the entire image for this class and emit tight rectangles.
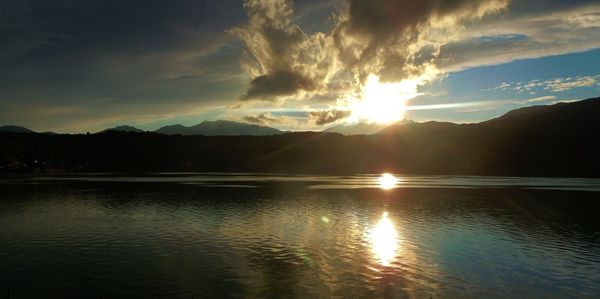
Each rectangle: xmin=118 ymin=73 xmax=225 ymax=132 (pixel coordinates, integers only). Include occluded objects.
xmin=1 ymin=174 xmax=599 ymax=298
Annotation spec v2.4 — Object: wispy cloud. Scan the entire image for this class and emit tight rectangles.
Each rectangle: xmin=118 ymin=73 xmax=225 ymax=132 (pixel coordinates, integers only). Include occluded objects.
xmin=543 ymin=76 xmax=600 ymax=92
xmin=439 ymin=3 xmax=600 ymax=72
xmin=527 ymin=95 xmax=556 ymax=102
xmin=485 ymin=75 xmax=600 ymax=94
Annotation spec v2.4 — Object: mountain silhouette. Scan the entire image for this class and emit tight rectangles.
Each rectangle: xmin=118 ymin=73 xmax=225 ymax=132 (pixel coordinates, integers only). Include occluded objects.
xmin=0 ymin=125 xmax=34 ymax=133
xmin=154 ymin=124 xmax=188 ymax=135
xmin=102 ymin=125 xmax=145 ymax=133
xmin=154 ymin=120 xmax=282 ymax=136
xmin=1 ymin=97 xmax=598 ymax=176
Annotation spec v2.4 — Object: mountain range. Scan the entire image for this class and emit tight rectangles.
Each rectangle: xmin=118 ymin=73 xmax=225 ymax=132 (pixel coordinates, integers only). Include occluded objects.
xmin=152 ymin=120 xmax=282 ymax=136
xmin=3 ymin=120 xmax=284 ymax=136
xmin=3 ymin=119 xmax=397 ymax=136
xmin=1 ymin=97 xmax=598 ymax=177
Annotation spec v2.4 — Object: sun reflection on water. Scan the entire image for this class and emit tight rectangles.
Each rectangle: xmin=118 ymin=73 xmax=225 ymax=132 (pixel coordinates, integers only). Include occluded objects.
xmin=378 ymin=173 xmax=399 ymax=190
xmin=369 ymin=212 xmax=399 ymax=266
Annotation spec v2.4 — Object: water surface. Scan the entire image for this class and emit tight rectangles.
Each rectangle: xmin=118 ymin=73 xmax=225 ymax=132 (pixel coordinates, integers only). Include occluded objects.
xmin=1 ymin=174 xmax=599 ymax=298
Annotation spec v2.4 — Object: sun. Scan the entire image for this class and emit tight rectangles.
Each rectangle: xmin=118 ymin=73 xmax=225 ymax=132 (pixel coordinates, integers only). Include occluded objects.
xmin=346 ymin=75 xmax=421 ymax=124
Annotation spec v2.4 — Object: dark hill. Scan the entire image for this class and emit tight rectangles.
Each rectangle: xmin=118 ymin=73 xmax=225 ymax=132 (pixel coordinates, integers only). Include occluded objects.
xmin=0 ymin=98 xmax=598 ymax=176
xmin=324 ymin=122 xmax=390 ymax=135
xmin=480 ymin=99 xmax=600 ymax=131
xmin=102 ymin=125 xmax=144 ymax=133
xmin=0 ymin=125 xmax=34 ymax=133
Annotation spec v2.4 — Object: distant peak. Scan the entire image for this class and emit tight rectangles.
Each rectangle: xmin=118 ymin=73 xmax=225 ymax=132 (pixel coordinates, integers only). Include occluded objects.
xmin=102 ymin=125 xmax=144 ymax=133
xmin=154 ymin=119 xmax=281 ymax=136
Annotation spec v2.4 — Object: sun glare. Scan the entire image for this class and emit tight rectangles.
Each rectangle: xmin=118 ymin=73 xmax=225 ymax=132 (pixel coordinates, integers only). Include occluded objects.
xmin=378 ymin=173 xmax=398 ymax=190
xmin=346 ymin=75 xmax=421 ymax=124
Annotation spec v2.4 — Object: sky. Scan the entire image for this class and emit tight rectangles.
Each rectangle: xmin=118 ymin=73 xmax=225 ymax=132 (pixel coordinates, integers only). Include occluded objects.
xmin=1 ymin=0 xmax=600 ymax=133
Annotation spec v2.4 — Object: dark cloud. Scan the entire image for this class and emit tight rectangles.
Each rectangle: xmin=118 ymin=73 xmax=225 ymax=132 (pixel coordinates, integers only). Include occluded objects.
xmin=341 ymin=0 xmax=504 ymax=38
xmin=0 ymin=0 xmax=249 ymax=131
xmin=241 ymin=71 xmax=318 ymax=100
xmin=332 ymin=0 xmax=509 ymax=82
xmin=308 ymin=110 xmax=351 ymax=125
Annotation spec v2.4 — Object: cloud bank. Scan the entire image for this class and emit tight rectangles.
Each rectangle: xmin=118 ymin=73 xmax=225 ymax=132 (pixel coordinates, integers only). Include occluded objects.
xmin=233 ymin=0 xmax=600 ymax=108
xmin=233 ymin=0 xmax=509 ymax=104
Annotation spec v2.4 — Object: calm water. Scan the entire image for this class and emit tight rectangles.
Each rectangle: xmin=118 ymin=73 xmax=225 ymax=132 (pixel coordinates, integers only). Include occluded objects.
xmin=1 ymin=174 xmax=599 ymax=298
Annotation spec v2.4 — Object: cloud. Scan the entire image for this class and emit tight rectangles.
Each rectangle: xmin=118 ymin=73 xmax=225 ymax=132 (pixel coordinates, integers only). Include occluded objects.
xmin=485 ymin=75 xmax=600 ymax=94
xmin=482 ymin=82 xmax=511 ymax=91
xmin=543 ymin=76 xmax=600 ymax=92
xmin=230 ymin=0 xmax=600 ymax=106
xmin=236 ymin=112 xmax=309 ymax=130
xmin=308 ymin=110 xmax=351 ymax=125
xmin=232 ymin=0 xmax=508 ymax=103
xmin=0 ymin=0 xmax=251 ymax=132
xmin=332 ymin=0 xmax=509 ymax=83
xmin=230 ymin=0 xmax=337 ymax=101
xmin=243 ymin=113 xmax=282 ymax=125
xmin=438 ymin=3 xmax=600 ymax=72
xmin=527 ymin=95 xmax=556 ymax=102
xmin=240 ymin=70 xmax=318 ymax=100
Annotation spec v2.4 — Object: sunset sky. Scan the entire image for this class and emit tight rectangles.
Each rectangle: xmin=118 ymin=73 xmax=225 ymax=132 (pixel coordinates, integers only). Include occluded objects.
xmin=2 ymin=0 xmax=600 ymax=133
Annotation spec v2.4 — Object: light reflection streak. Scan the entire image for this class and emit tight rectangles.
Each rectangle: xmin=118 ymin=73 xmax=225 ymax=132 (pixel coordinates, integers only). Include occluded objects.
xmin=369 ymin=212 xmax=399 ymax=266
xmin=404 ymin=99 xmax=518 ymax=111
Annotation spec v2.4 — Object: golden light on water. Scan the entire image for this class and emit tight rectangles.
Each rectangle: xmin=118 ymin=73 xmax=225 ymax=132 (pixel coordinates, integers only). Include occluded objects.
xmin=378 ymin=173 xmax=398 ymax=190
xmin=369 ymin=212 xmax=398 ymax=266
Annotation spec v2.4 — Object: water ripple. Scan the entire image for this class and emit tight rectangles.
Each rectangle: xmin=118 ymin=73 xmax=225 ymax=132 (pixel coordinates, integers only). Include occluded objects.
xmin=0 ymin=176 xmax=599 ymax=298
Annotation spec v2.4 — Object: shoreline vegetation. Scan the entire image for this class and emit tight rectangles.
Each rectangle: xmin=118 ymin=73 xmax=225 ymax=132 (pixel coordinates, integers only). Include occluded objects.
xmin=1 ymin=98 xmax=598 ymax=177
